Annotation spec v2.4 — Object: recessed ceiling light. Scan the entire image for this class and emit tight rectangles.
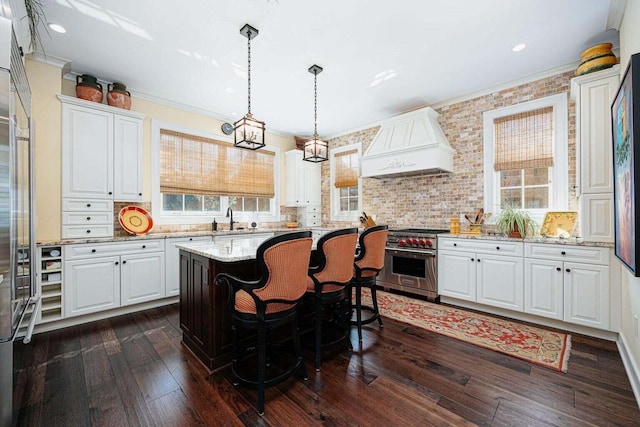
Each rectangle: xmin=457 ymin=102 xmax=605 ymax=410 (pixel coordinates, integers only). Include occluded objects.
xmin=512 ymin=43 xmax=526 ymax=52
xmin=48 ymin=23 xmax=66 ymax=33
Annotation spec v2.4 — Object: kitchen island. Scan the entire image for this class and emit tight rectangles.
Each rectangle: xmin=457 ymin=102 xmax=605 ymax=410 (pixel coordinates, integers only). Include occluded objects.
xmin=177 ymin=233 xmax=321 ymax=371
xmin=176 ymin=236 xmax=273 ymax=371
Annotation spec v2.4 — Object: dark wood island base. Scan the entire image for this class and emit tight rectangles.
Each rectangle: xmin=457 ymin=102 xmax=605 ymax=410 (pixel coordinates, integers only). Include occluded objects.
xmin=179 ymin=250 xmax=257 ymax=371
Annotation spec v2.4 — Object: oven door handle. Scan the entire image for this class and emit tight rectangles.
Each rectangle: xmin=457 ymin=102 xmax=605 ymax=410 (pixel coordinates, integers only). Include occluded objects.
xmin=386 ymin=248 xmax=436 ymax=257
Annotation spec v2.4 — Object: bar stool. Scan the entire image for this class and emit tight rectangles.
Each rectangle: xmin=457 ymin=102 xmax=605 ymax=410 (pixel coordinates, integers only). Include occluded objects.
xmin=350 ymin=224 xmax=389 ymax=342
xmin=214 ymin=231 xmax=312 ymax=416
xmin=306 ymin=227 xmax=359 ymax=371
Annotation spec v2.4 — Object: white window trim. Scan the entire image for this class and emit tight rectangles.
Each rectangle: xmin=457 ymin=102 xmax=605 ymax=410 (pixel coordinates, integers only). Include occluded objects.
xmin=330 ymin=143 xmax=362 ymax=222
xmin=483 ymin=93 xmax=568 ymax=223
xmin=151 ymin=119 xmax=281 ymax=225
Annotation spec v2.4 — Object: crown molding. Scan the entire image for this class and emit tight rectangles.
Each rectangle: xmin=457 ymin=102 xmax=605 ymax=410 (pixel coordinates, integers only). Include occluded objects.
xmin=607 ymin=0 xmax=627 ymax=31
xmin=27 ymin=52 xmax=71 ymax=75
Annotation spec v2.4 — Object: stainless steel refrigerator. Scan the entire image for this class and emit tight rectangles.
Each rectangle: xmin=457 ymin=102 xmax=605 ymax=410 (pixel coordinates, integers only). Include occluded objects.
xmin=0 ymin=15 xmax=37 ymax=427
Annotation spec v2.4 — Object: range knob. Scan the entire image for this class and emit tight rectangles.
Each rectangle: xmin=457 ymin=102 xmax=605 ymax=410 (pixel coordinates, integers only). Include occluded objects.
xmin=398 ymin=239 xmax=406 ymax=246
xmin=425 ymin=240 xmax=433 ymax=247
xmin=411 ymin=238 xmax=419 ymax=245
xmin=418 ymin=239 xmax=426 ymax=247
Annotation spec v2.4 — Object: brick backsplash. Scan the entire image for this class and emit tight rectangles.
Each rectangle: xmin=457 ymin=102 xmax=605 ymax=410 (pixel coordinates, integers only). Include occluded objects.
xmin=320 ymin=70 xmax=578 ymax=230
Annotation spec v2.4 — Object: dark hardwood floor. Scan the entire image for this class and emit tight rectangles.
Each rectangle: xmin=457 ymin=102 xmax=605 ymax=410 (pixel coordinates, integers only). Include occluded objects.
xmin=12 ymin=303 xmax=640 ymax=426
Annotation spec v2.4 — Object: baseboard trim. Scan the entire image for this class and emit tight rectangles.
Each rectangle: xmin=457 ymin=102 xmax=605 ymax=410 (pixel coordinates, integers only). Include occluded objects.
xmin=26 ymin=297 xmax=179 ymax=335
xmin=617 ymin=332 xmax=640 ymax=409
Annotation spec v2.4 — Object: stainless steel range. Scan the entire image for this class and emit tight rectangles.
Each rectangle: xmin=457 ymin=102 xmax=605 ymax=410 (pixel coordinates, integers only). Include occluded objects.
xmin=377 ymin=228 xmax=449 ymax=301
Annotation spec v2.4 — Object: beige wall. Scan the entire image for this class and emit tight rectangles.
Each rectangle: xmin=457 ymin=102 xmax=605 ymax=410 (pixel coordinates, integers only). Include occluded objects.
xmin=28 ymin=61 xmax=296 ymax=242
xmin=618 ymin=0 xmax=640 ymax=387
xmin=322 ymin=71 xmax=577 ymax=230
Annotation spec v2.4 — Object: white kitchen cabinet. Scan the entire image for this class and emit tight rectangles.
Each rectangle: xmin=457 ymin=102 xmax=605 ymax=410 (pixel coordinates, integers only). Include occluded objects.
xmin=120 ymin=251 xmax=165 ymax=306
xmin=60 ymin=95 xmax=145 ymax=202
xmin=571 ymin=66 xmax=619 ymax=242
xmin=524 ymin=258 xmax=564 ymax=320
xmin=64 ymin=239 xmax=166 ymax=317
xmin=284 ymin=149 xmax=321 ymax=207
xmin=524 ymin=243 xmax=610 ymax=329
xmin=438 ymin=249 xmax=476 ymax=301
xmin=297 ymin=205 xmax=321 ymax=227
xmin=65 ymin=256 xmax=121 ymax=317
xmin=438 ymin=238 xmax=524 ymax=310
xmin=165 ymin=236 xmax=213 ymax=297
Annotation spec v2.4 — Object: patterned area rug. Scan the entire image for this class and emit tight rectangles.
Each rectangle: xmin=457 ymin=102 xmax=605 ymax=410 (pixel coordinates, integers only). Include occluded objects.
xmin=363 ymin=289 xmax=571 ymax=372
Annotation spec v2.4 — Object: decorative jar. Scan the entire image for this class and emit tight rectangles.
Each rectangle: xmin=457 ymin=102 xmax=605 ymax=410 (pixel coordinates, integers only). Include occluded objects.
xmin=107 ymin=82 xmax=132 ymax=110
xmin=576 ymin=43 xmax=618 ymax=76
xmin=75 ymin=74 xmax=103 ymax=103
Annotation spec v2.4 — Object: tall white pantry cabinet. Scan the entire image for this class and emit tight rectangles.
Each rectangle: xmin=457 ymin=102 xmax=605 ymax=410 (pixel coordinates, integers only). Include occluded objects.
xmin=59 ymin=95 xmax=145 ymax=238
xmin=571 ymin=65 xmax=620 ymax=242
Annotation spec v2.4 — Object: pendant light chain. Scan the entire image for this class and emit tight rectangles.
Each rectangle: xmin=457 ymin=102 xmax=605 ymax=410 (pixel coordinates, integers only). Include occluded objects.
xmin=313 ymin=71 xmax=318 ymax=136
xmin=247 ymin=29 xmax=252 ymax=115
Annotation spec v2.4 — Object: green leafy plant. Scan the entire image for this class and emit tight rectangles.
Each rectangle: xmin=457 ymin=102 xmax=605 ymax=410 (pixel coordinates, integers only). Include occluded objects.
xmin=495 ymin=205 xmax=538 ymax=238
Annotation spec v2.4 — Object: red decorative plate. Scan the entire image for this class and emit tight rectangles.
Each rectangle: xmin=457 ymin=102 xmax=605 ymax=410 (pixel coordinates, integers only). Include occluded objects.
xmin=118 ymin=206 xmax=154 ymax=235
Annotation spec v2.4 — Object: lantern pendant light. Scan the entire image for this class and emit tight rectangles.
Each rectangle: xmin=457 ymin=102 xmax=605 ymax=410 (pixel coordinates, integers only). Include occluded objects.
xmin=234 ymin=23 xmax=266 ymax=150
xmin=303 ymin=64 xmax=328 ymax=162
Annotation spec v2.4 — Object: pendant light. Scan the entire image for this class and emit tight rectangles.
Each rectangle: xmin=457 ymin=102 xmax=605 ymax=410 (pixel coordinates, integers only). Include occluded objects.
xmin=303 ymin=64 xmax=328 ymax=162
xmin=234 ymin=23 xmax=265 ymax=150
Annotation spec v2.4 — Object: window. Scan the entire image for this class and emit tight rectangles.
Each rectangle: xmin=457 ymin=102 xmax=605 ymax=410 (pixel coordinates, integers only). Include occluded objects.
xmin=330 ymin=144 xmax=362 ymax=221
xmin=483 ymin=94 xmax=568 ymax=222
xmin=152 ymin=121 xmax=280 ymax=224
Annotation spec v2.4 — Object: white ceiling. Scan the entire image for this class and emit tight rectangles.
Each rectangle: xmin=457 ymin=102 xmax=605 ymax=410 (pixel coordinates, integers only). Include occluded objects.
xmin=31 ymin=0 xmax=619 ymax=137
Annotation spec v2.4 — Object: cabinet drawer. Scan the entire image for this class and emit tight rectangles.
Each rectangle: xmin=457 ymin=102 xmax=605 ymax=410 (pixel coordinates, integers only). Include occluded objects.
xmin=62 ymin=198 xmax=113 ymax=212
xmin=299 ymin=219 xmax=321 ymax=227
xmin=62 ymin=225 xmax=114 ymax=239
xmin=62 ymin=212 xmax=113 ymax=225
xmin=525 ymin=243 xmax=609 ymax=265
xmin=439 ymin=238 xmax=523 ymax=256
xmin=65 ymin=239 xmax=163 ymax=260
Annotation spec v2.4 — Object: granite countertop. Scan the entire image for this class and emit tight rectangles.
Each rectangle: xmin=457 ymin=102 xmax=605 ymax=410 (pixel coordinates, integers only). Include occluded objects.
xmin=438 ymin=233 xmax=614 ymax=248
xmin=37 ymin=227 xmax=320 ymax=247
xmin=176 ymin=233 xmax=322 ymax=262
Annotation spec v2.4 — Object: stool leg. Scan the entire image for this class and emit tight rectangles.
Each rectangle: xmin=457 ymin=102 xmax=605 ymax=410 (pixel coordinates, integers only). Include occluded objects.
xmin=370 ymin=285 xmax=383 ymax=328
xmin=292 ymin=310 xmax=309 ymax=380
xmin=257 ymin=325 xmax=267 ymax=416
xmin=355 ymin=282 xmax=363 ymax=342
xmin=314 ymin=296 xmax=322 ymax=371
xmin=231 ymin=322 xmax=239 ymax=386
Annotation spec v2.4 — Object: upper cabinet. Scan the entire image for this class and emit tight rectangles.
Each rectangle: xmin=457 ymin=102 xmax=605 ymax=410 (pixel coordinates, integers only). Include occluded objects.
xmin=570 ymin=66 xmax=620 ymax=242
xmin=284 ymin=149 xmax=321 ymax=207
xmin=571 ymin=65 xmax=620 ymax=195
xmin=59 ymin=95 xmax=145 ymax=201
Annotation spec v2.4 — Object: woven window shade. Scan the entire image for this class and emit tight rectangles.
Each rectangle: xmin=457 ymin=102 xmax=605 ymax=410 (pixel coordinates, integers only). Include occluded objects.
xmin=160 ymin=129 xmax=275 ymax=197
xmin=493 ymin=106 xmax=554 ymax=171
xmin=334 ymin=149 xmax=359 ymax=188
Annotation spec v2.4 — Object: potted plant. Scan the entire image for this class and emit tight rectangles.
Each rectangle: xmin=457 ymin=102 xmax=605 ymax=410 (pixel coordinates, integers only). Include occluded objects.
xmin=495 ymin=205 xmax=538 ymax=238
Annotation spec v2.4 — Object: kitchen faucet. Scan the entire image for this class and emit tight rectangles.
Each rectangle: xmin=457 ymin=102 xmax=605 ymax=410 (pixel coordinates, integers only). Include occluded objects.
xmin=226 ymin=207 xmax=237 ymax=230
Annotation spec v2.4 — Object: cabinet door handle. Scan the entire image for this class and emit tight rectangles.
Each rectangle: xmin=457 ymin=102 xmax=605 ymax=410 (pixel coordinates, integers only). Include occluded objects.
xmin=86 ymin=203 xmax=91 ymax=207
xmin=138 ymin=193 xmax=142 ymax=196
xmin=477 ymin=259 xmax=481 ymax=262
xmin=471 ymin=258 xmax=474 ymax=261
xmin=91 ymin=249 xmax=96 ymax=253
xmin=86 ymin=217 xmax=91 ymax=221
xmin=122 ymin=260 xmax=127 ymax=264
xmin=142 ymin=245 xmax=146 ymax=249
xmin=496 ymin=246 xmax=500 ymax=250
xmin=556 ymin=267 xmax=561 ymax=271
xmin=565 ymin=268 xmax=571 ymax=273
xmin=561 ymin=251 xmax=566 ymax=255
xmin=108 ymin=191 xmax=113 ymax=195
xmin=86 ymin=230 xmax=91 ymax=233
xmin=189 ymin=238 xmax=193 ymax=241
xmin=115 ymin=261 xmax=119 ymax=265
xmin=453 ymin=243 xmax=457 ymax=247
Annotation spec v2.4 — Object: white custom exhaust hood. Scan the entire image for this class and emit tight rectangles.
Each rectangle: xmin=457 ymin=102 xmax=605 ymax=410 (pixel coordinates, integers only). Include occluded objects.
xmin=361 ymin=107 xmax=455 ymax=178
